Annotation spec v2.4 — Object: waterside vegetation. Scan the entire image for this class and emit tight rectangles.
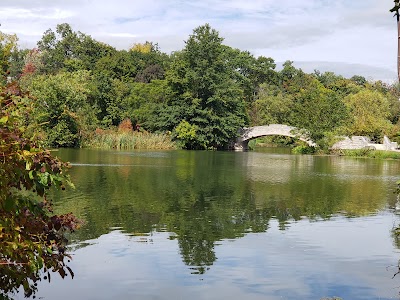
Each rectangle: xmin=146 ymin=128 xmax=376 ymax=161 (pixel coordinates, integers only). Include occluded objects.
xmin=335 ymin=149 xmax=400 ymax=159
xmin=85 ymin=121 xmax=177 ymax=150
xmin=0 ymin=82 xmax=80 ymax=299
xmin=1 ymin=23 xmax=400 ymax=151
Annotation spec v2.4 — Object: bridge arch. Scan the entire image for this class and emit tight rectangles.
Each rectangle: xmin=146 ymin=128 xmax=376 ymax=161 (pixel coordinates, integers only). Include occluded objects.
xmin=232 ymin=124 xmax=316 ymax=151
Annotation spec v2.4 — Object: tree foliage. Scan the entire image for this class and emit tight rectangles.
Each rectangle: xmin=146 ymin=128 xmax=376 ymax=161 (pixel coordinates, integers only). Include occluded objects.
xmin=0 ymin=82 xmax=80 ymax=299
xmin=342 ymin=89 xmax=393 ymax=141
xmin=157 ymin=24 xmax=248 ymax=149
xmin=0 ymin=32 xmax=18 ymax=83
xmin=290 ymin=76 xmax=348 ymax=146
xmin=37 ymin=23 xmax=115 ymax=74
xmin=2 ymin=23 xmax=400 ymax=149
xmin=21 ymin=70 xmax=96 ymax=147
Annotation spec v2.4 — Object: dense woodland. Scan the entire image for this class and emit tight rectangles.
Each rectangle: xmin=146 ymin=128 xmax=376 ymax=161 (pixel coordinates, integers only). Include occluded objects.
xmin=2 ymin=23 xmax=400 ymax=150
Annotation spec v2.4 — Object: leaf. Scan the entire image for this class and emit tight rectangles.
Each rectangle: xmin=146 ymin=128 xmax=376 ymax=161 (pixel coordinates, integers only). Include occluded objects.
xmin=25 ymin=160 xmax=32 ymax=170
xmin=38 ymin=173 xmax=49 ymax=186
xmin=0 ymin=115 xmax=8 ymax=124
xmin=4 ymin=197 xmax=15 ymax=212
xmin=22 ymin=150 xmax=31 ymax=157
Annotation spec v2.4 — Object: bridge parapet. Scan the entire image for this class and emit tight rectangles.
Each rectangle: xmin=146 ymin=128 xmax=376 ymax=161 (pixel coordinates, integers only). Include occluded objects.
xmin=233 ymin=125 xmax=400 ymax=152
xmin=233 ymin=124 xmax=316 ymax=151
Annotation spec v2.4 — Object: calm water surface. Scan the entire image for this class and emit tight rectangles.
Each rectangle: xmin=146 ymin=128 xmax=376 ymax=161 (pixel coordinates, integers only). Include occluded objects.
xmin=26 ymin=149 xmax=400 ymax=299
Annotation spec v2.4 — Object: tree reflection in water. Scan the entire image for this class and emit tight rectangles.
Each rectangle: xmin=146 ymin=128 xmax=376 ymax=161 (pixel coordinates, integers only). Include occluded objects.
xmin=51 ymin=149 xmax=398 ymax=277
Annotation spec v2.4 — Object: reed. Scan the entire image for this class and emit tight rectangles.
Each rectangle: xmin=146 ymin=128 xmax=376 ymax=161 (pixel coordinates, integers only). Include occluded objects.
xmin=84 ymin=129 xmax=178 ymax=150
xmin=334 ymin=149 xmax=400 ymax=159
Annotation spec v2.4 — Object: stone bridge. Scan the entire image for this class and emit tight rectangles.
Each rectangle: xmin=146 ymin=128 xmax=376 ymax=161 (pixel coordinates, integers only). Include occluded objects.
xmin=232 ymin=124 xmax=316 ymax=151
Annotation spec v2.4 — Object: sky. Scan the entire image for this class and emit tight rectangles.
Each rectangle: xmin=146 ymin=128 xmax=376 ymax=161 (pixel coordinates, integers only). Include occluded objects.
xmin=0 ymin=0 xmax=397 ymax=81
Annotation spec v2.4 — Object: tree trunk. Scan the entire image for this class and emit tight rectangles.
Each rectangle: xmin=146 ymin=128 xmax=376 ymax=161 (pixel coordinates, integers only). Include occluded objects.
xmin=397 ymin=12 xmax=400 ymax=82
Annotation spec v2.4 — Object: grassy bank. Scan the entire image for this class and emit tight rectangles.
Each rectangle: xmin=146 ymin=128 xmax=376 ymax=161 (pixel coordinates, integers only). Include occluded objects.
xmin=333 ymin=148 xmax=400 ymax=159
xmin=84 ymin=129 xmax=178 ymax=150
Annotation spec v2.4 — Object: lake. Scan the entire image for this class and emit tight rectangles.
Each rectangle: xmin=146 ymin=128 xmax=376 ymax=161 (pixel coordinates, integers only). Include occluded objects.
xmin=23 ymin=148 xmax=400 ymax=299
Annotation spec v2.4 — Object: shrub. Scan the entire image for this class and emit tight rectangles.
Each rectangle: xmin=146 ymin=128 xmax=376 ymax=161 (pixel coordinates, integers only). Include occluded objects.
xmin=118 ymin=118 xmax=133 ymax=132
xmin=0 ymin=82 xmax=80 ymax=299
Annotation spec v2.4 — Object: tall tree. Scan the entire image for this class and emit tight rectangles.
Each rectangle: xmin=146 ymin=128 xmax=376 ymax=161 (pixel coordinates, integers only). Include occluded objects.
xmin=0 ymin=31 xmax=18 ymax=82
xmin=342 ymin=89 xmax=393 ymax=141
xmin=158 ymin=24 xmax=247 ymax=149
xmin=22 ymin=70 xmax=95 ymax=147
xmin=390 ymin=0 xmax=400 ymax=81
xmin=37 ymin=23 xmax=115 ymax=74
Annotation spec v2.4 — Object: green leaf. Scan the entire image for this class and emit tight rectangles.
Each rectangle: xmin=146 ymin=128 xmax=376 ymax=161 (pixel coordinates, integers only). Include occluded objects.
xmin=0 ymin=115 xmax=8 ymax=124
xmin=4 ymin=197 xmax=15 ymax=212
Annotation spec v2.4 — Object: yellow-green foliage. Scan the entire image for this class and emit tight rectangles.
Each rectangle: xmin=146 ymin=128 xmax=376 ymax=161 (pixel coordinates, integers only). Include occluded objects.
xmin=86 ymin=130 xmax=177 ymax=150
xmin=0 ymin=31 xmax=18 ymax=79
xmin=130 ymin=42 xmax=153 ymax=53
xmin=175 ymin=120 xmax=197 ymax=140
xmin=342 ymin=89 xmax=393 ymax=140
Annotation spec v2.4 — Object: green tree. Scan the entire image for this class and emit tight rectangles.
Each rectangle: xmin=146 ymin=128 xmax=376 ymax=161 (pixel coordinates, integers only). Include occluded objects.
xmin=94 ymin=50 xmax=138 ymax=81
xmin=342 ymin=89 xmax=393 ymax=141
xmin=251 ymin=86 xmax=294 ymax=126
xmin=37 ymin=23 xmax=115 ymax=74
xmin=158 ymin=24 xmax=248 ymax=149
xmin=126 ymin=79 xmax=171 ymax=128
xmin=21 ymin=70 xmax=96 ymax=147
xmin=293 ymin=78 xmax=348 ymax=146
xmin=314 ymin=71 xmax=362 ymax=97
xmin=0 ymin=31 xmax=18 ymax=83
xmin=223 ymin=48 xmax=277 ymax=103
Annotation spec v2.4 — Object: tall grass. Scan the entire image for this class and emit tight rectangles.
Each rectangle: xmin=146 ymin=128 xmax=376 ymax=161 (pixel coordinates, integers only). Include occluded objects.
xmin=84 ymin=129 xmax=178 ymax=150
xmin=333 ymin=149 xmax=400 ymax=159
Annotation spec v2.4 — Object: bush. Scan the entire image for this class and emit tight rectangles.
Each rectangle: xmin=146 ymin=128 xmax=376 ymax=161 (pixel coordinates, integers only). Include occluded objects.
xmin=0 ymin=82 xmax=80 ymax=299
xmin=292 ymin=144 xmax=316 ymax=154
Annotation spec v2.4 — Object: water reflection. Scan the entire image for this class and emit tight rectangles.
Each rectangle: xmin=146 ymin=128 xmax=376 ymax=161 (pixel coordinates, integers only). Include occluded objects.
xmin=35 ymin=217 xmax=400 ymax=300
xmin=38 ymin=148 xmax=400 ymax=299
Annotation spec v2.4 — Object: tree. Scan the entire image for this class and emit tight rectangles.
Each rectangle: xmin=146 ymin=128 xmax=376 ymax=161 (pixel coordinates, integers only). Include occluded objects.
xmin=223 ymin=47 xmax=277 ymax=103
xmin=158 ymin=24 xmax=248 ymax=149
xmin=0 ymin=31 xmax=18 ymax=83
xmin=0 ymin=82 xmax=80 ymax=299
xmin=251 ymin=86 xmax=294 ymax=126
xmin=37 ymin=23 xmax=115 ymax=74
xmin=390 ymin=0 xmax=400 ymax=81
xmin=291 ymin=78 xmax=348 ymax=145
xmin=130 ymin=41 xmax=158 ymax=53
xmin=342 ymin=89 xmax=393 ymax=141
xmin=21 ymin=70 xmax=96 ymax=147
xmin=314 ymin=71 xmax=362 ymax=97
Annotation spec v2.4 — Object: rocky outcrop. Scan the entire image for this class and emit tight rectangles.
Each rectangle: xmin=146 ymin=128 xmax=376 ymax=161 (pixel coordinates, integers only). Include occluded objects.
xmin=331 ymin=136 xmax=398 ymax=151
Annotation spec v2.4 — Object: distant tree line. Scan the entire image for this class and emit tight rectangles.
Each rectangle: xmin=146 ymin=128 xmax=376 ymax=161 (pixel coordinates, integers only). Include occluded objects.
xmin=2 ymin=23 xmax=400 ymax=150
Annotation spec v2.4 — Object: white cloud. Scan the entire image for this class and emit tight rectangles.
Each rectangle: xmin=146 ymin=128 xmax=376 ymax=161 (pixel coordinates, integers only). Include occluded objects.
xmin=106 ymin=32 xmax=139 ymax=38
xmin=0 ymin=0 xmax=397 ymax=80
